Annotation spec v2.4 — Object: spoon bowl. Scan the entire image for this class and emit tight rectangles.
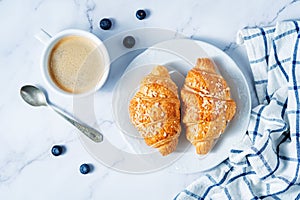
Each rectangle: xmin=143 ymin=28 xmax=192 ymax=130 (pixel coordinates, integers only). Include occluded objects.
xmin=20 ymin=85 xmax=48 ymax=107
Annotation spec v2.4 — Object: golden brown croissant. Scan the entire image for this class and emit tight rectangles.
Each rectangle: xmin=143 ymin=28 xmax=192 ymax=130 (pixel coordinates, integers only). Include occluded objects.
xmin=181 ymin=58 xmax=236 ymax=155
xmin=129 ymin=65 xmax=181 ymax=156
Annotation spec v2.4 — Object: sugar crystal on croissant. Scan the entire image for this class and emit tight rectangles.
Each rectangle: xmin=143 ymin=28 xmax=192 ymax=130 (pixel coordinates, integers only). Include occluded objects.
xmin=129 ymin=65 xmax=181 ymax=156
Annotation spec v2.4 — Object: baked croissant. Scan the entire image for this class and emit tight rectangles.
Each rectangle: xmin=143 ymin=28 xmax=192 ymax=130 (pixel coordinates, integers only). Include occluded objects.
xmin=129 ymin=65 xmax=181 ymax=156
xmin=181 ymin=58 xmax=236 ymax=155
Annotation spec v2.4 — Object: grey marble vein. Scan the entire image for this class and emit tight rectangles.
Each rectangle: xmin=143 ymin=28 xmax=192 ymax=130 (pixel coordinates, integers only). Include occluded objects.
xmin=110 ymin=156 xmax=125 ymax=169
xmin=85 ymin=0 xmax=96 ymax=33
xmin=73 ymin=0 xmax=81 ymax=8
xmin=221 ymin=1 xmax=300 ymax=53
xmin=34 ymin=0 xmax=46 ymax=11
xmin=0 ymin=149 xmax=48 ymax=184
xmin=222 ymin=42 xmax=239 ymax=52
xmin=267 ymin=0 xmax=300 ymax=25
xmin=85 ymin=177 xmax=106 ymax=199
xmin=176 ymin=17 xmax=194 ymax=36
xmin=257 ymin=0 xmax=300 ymax=26
xmin=97 ymin=119 xmax=114 ymax=127
xmin=0 ymin=135 xmax=77 ymax=185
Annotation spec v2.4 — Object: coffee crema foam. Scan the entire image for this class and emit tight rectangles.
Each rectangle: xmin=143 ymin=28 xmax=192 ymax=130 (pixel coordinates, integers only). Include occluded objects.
xmin=48 ymin=35 xmax=104 ymax=94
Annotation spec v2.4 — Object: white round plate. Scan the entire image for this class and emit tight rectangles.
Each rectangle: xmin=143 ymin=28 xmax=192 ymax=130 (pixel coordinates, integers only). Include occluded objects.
xmin=117 ymin=39 xmax=251 ymax=173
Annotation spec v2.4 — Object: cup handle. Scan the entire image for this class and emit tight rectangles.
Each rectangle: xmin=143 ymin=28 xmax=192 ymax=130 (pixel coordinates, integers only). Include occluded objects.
xmin=35 ymin=28 xmax=52 ymax=45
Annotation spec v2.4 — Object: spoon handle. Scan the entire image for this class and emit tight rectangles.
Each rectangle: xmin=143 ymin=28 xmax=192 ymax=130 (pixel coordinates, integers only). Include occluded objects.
xmin=51 ymin=105 xmax=103 ymax=143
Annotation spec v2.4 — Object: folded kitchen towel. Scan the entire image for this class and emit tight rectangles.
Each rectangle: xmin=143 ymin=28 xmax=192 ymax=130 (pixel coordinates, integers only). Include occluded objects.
xmin=175 ymin=20 xmax=300 ymax=199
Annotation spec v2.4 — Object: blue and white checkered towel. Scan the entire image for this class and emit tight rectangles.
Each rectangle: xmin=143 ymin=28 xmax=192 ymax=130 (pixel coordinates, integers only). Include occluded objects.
xmin=175 ymin=20 xmax=300 ymax=199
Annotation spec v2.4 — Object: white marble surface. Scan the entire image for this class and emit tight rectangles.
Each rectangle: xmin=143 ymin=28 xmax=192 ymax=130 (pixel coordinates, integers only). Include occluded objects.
xmin=1 ymin=0 xmax=300 ymax=199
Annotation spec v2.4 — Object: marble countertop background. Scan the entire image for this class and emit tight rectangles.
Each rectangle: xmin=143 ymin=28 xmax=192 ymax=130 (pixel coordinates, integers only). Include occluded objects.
xmin=1 ymin=0 xmax=300 ymax=199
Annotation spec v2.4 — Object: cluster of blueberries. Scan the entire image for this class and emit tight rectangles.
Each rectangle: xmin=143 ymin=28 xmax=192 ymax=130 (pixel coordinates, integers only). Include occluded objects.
xmin=99 ymin=9 xmax=147 ymax=30
xmin=51 ymin=145 xmax=91 ymax=175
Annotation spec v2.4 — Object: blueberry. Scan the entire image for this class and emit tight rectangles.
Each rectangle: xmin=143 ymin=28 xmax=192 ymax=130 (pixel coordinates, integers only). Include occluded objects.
xmin=136 ymin=9 xmax=147 ymax=20
xmin=51 ymin=145 xmax=63 ymax=156
xmin=123 ymin=36 xmax=136 ymax=48
xmin=80 ymin=163 xmax=91 ymax=174
xmin=99 ymin=18 xmax=112 ymax=30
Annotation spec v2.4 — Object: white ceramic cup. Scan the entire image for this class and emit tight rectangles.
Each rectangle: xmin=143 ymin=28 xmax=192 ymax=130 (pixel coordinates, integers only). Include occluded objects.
xmin=36 ymin=29 xmax=110 ymax=96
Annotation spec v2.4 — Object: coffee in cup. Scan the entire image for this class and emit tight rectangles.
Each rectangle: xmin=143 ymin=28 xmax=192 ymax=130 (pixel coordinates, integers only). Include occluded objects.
xmin=39 ymin=29 xmax=110 ymax=96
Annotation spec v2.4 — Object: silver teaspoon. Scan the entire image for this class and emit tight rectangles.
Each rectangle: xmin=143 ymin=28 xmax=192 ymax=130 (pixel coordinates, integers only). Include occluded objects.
xmin=20 ymin=85 xmax=103 ymax=143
